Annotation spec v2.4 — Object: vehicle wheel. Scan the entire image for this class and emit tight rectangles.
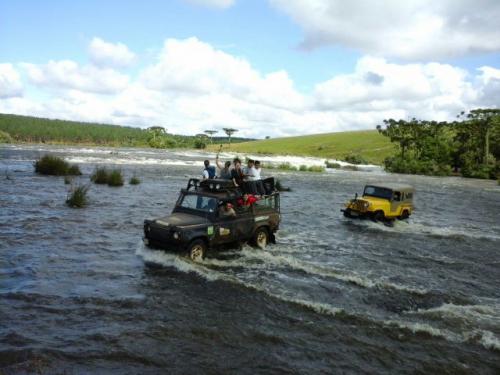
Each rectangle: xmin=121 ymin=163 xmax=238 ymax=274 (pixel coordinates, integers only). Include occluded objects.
xmin=187 ymin=239 xmax=206 ymax=261
xmin=398 ymin=210 xmax=410 ymax=220
xmin=252 ymin=227 xmax=269 ymax=249
xmin=373 ymin=210 xmax=385 ymax=222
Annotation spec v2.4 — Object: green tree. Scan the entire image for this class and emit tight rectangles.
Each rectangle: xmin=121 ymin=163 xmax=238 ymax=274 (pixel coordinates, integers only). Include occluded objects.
xmin=222 ymin=127 xmax=238 ymax=145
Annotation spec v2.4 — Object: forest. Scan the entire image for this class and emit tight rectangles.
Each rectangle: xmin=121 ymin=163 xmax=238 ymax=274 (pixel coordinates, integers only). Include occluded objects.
xmin=0 ymin=114 xmax=249 ymax=149
xmin=377 ymin=108 xmax=500 ymax=179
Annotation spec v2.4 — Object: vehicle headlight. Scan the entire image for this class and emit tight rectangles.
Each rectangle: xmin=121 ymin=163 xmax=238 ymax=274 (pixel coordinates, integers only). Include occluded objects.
xmin=209 ymin=183 xmax=214 ymax=189
xmin=173 ymin=232 xmax=180 ymax=240
xmin=215 ymin=183 xmax=221 ymax=190
xmin=363 ymin=202 xmax=370 ymax=208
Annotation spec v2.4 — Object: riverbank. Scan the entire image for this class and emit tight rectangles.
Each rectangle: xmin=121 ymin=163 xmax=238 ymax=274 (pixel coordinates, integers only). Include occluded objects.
xmin=208 ymin=130 xmax=395 ymax=165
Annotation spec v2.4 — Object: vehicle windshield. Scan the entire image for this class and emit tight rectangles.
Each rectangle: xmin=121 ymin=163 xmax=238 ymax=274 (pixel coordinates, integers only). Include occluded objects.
xmin=363 ymin=186 xmax=393 ymax=200
xmin=179 ymin=194 xmax=218 ymax=213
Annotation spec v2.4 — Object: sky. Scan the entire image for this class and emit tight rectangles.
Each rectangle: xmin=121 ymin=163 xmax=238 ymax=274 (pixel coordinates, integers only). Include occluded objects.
xmin=1 ymin=0 xmax=500 ymax=138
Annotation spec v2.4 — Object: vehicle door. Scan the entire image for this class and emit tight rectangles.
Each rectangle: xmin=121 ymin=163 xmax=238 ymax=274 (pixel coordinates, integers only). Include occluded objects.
xmin=213 ymin=202 xmax=253 ymax=243
xmin=390 ymin=191 xmax=402 ymax=215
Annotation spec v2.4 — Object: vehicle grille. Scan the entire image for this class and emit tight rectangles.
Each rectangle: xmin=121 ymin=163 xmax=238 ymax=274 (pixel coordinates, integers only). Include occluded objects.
xmin=351 ymin=199 xmax=368 ymax=212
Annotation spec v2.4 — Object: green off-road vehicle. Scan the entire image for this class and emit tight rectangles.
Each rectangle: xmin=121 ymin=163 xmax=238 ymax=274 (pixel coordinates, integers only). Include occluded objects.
xmin=143 ymin=178 xmax=280 ymax=261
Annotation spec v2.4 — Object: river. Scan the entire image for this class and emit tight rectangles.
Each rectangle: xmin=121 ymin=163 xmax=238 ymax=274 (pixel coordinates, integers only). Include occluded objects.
xmin=1 ymin=144 xmax=499 ymax=374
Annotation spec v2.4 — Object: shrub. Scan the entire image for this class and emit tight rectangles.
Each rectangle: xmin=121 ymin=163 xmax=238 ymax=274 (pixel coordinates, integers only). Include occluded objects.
xmin=325 ymin=160 xmax=341 ymax=169
xmin=344 ymin=154 xmax=368 ymax=165
xmin=0 ymin=130 xmax=13 ymax=143
xmin=66 ymin=184 xmax=89 ymax=208
xmin=194 ymin=139 xmax=207 ymax=149
xmin=107 ymin=169 xmax=124 ymax=186
xmin=90 ymin=167 xmax=109 ymax=184
xmin=299 ymin=165 xmax=308 ymax=171
xmin=277 ymin=162 xmax=298 ymax=171
xmin=129 ymin=176 xmax=141 ymax=185
xmin=307 ymin=165 xmax=325 ymax=173
xmin=34 ymin=155 xmax=81 ymax=176
xmin=384 ymin=156 xmax=453 ymax=176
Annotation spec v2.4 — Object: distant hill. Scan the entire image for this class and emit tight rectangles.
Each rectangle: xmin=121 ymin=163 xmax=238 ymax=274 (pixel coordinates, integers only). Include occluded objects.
xmin=0 ymin=113 xmax=252 ymax=148
xmin=213 ymin=130 xmax=396 ymax=165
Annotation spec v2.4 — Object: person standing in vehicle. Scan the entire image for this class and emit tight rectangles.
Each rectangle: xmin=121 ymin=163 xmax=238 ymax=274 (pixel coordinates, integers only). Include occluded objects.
xmin=216 ymin=153 xmax=232 ymax=180
xmin=243 ymin=159 xmax=258 ymax=195
xmin=203 ymin=160 xmax=216 ymax=180
xmin=231 ymin=158 xmax=245 ymax=187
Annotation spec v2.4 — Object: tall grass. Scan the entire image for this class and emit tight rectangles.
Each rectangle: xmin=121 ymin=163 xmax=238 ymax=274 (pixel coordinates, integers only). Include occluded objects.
xmin=90 ymin=167 xmax=109 ymax=184
xmin=34 ymin=155 xmax=81 ymax=176
xmin=325 ymin=160 xmax=341 ymax=168
xmin=107 ymin=169 xmax=124 ymax=186
xmin=66 ymin=184 xmax=90 ymax=208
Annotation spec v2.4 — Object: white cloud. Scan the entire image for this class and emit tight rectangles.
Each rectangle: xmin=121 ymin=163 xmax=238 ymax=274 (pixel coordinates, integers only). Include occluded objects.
xmin=88 ymin=37 xmax=136 ymax=68
xmin=314 ymin=56 xmax=477 ymax=120
xmin=140 ymin=37 xmax=305 ymax=111
xmin=2 ymin=38 xmax=499 ymax=138
xmin=185 ymin=0 xmax=235 ymax=9
xmin=0 ymin=64 xmax=23 ymax=98
xmin=270 ymin=0 xmax=500 ymax=60
xmin=22 ymin=60 xmax=129 ymax=94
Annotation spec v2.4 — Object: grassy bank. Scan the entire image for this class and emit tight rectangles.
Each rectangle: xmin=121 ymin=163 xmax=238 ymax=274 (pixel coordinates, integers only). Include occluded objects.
xmin=210 ymin=130 xmax=395 ymax=165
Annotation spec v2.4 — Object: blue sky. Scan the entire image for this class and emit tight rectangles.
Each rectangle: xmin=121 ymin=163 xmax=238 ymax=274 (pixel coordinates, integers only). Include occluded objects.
xmin=1 ymin=0 xmax=499 ymax=137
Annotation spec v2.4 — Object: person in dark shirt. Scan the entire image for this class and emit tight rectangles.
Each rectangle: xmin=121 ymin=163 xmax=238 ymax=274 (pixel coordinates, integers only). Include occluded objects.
xmin=203 ymin=160 xmax=216 ymax=180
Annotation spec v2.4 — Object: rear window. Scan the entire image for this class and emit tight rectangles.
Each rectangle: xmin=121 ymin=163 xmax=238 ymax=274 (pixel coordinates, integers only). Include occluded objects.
xmin=254 ymin=195 xmax=278 ymax=211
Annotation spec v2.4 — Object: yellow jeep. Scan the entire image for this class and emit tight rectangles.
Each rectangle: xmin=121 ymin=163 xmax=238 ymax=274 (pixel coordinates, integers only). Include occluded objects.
xmin=342 ymin=183 xmax=414 ymax=221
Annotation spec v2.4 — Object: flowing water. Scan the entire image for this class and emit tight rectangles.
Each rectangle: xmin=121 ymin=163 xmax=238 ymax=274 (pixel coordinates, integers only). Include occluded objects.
xmin=1 ymin=145 xmax=499 ymax=374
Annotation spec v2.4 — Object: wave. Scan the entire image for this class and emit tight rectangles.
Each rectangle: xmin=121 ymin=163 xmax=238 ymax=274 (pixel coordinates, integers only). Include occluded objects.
xmin=65 ymin=156 xmax=201 ymax=167
xmin=136 ymin=245 xmax=499 ymax=352
xmin=237 ymin=248 xmax=428 ymax=295
xmin=349 ymin=219 xmax=500 ymax=241
xmin=136 ymin=245 xmax=345 ymax=318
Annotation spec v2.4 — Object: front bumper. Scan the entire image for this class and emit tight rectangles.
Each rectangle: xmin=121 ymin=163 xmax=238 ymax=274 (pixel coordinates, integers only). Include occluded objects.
xmin=341 ymin=208 xmax=371 ymax=219
xmin=144 ymin=221 xmax=186 ymax=252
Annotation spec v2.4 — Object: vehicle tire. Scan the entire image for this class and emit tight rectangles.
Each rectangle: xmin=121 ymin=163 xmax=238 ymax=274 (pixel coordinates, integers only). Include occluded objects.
xmin=398 ymin=210 xmax=410 ymax=220
xmin=187 ymin=239 xmax=206 ymax=261
xmin=252 ymin=227 xmax=269 ymax=249
xmin=373 ymin=210 xmax=385 ymax=222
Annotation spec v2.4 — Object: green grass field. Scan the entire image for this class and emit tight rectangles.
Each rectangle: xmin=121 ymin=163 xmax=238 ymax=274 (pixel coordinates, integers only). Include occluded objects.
xmin=212 ymin=130 xmax=396 ymax=165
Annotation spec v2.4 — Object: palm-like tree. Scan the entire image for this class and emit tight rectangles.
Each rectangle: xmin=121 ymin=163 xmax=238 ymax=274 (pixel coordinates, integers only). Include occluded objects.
xmin=222 ymin=128 xmax=238 ymax=145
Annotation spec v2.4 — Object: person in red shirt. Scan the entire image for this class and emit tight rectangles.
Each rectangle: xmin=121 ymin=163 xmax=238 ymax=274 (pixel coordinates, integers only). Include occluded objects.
xmin=237 ymin=193 xmax=258 ymax=207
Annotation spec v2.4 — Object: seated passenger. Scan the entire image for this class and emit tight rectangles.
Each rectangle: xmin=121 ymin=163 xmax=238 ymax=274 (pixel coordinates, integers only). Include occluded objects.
xmin=243 ymin=159 xmax=259 ymax=195
xmin=254 ymin=160 xmax=266 ymax=196
xmin=203 ymin=160 xmax=216 ymax=180
xmin=237 ymin=193 xmax=259 ymax=207
xmin=219 ymin=202 xmax=236 ymax=218
xmin=231 ymin=158 xmax=245 ymax=187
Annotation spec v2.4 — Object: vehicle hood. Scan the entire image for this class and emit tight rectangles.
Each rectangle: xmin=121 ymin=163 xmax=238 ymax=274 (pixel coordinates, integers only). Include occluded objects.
xmin=154 ymin=212 xmax=208 ymax=228
xmin=361 ymin=196 xmax=389 ymax=204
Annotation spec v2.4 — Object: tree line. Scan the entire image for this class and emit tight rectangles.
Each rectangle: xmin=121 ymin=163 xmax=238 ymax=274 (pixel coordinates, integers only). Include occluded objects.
xmin=0 ymin=114 xmax=249 ymax=149
xmin=376 ymin=108 xmax=500 ymax=179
